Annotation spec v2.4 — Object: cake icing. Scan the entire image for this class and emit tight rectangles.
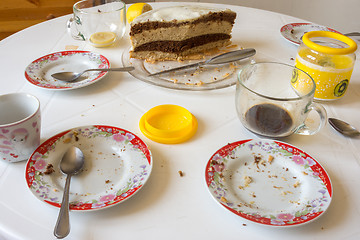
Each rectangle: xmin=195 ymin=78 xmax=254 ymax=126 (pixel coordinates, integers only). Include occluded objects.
xmin=132 ymin=5 xmax=230 ymax=24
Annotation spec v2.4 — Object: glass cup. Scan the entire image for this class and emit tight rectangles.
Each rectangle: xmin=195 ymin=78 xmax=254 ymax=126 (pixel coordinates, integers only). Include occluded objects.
xmin=0 ymin=93 xmax=41 ymax=163
xmin=67 ymin=0 xmax=126 ymax=47
xmin=235 ymin=62 xmax=327 ymax=138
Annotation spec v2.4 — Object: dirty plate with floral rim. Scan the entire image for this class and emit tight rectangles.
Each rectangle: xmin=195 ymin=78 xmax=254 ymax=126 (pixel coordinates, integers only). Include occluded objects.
xmin=25 ymin=51 xmax=110 ymax=90
xmin=280 ymin=23 xmax=341 ymax=45
xmin=25 ymin=125 xmax=152 ymax=211
xmin=205 ymin=139 xmax=332 ymax=226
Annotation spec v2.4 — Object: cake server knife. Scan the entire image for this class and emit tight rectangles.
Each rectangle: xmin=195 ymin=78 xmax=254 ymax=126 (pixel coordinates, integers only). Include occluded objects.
xmin=148 ymin=48 xmax=256 ymax=77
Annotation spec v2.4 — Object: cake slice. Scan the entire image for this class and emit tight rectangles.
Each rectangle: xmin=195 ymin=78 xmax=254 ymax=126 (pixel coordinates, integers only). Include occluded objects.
xmin=129 ymin=5 xmax=237 ymax=61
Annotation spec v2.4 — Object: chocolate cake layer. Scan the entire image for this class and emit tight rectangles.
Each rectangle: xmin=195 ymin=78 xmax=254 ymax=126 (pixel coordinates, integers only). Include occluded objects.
xmin=133 ymin=34 xmax=231 ymax=53
xmin=130 ymin=11 xmax=236 ymax=36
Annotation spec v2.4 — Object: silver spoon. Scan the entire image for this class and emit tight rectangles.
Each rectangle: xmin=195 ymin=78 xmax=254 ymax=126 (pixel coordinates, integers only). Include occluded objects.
xmin=54 ymin=146 xmax=85 ymax=239
xmin=328 ymin=118 xmax=360 ymax=137
xmin=51 ymin=66 xmax=135 ymax=82
xmin=345 ymin=32 xmax=360 ymax=37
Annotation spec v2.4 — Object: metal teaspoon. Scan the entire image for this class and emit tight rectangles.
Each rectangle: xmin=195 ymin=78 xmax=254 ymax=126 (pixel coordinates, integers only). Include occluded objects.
xmin=51 ymin=66 xmax=135 ymax=82
xmin=328 ymin=118 xmax=360 ymax=137
xmin=54 ymin=146 xmax=85 ymax=239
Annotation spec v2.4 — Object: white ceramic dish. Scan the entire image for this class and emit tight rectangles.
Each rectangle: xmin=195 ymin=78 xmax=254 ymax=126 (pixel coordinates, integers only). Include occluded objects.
xmin=205 ymin=139 xmax=332 ymax=226
xmin=280 ymin=23 xmax=341 ymax=45
xmin=25 ymin=125 xmax=152 ymax=211
xmin=25 ymin=51 xmax=110 ymax=90
xmin=122 ymin=46 xmax=252 ymax=91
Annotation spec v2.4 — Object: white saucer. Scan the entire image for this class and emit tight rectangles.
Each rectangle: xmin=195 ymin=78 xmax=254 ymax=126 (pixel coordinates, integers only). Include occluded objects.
xmin=205 ymin=139 xmax=332 ymax=226
xmin=25 ymin=125 xmax=152 ymax=211
xmin=25 ymin=51 xmax=110 ymax=90
xmin=280 ymin=23 xmax=341 ymax=45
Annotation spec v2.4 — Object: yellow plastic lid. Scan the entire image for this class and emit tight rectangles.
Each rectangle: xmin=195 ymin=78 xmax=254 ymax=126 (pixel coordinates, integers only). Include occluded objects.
xmin=139 ymin=104 xmax=198 ymax=144
xmin=302 ymin=31 xmax=357 ymax=55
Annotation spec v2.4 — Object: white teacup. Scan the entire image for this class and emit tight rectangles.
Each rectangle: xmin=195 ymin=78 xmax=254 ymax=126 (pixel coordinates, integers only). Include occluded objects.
xmin=0 ymin=93 xmax=41 ymax=163
xmin=67 ymin=0 xmax=126 ymax=47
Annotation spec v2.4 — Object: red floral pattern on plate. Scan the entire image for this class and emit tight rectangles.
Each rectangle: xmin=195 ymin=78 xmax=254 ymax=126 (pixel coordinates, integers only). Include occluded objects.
xmin=205 ymin=139 xmax=332 ymax=226
xmin=25 ymin=51 xmax=110 ymax=90
xmin=25 ymin=125 xmax=152 ymax=211
xmin=280 ymin=23 xmax=341 ymax=45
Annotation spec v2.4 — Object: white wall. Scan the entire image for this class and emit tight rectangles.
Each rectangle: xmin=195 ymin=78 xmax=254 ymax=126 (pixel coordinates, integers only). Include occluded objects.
xmin=125 ymin=0 xmax=360 ymax=33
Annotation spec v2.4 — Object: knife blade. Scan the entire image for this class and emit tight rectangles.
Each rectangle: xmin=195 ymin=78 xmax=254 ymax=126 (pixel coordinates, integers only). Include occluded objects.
xmin=148 ymin=48 xmax=256 ymax=77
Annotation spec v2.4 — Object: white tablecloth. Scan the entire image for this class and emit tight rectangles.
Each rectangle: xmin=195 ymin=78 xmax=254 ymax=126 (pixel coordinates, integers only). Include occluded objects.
xmin=1 ymin=2 xmax=359 ymax=240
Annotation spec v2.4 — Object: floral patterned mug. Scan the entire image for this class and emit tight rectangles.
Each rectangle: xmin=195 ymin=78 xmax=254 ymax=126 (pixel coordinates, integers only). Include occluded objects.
xmin=0 ymin=93 xmax=41 ymax=163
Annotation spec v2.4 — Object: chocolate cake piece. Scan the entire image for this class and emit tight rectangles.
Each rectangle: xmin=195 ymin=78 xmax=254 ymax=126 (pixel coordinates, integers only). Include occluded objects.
xmin=129 ymin=5 xmax=236 ymax=61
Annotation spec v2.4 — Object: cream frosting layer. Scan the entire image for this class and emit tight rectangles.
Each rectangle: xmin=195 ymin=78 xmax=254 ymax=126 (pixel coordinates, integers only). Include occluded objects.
xmin=131 ymin=5 xmax=232 ymax=24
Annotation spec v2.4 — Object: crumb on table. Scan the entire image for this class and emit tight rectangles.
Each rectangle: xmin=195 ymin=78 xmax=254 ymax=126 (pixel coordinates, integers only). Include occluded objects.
xmin=65 ymin=45 xmax=79 ymax=50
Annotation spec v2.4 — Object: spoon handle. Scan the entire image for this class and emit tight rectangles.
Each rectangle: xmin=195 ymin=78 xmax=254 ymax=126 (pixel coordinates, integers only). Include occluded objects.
xmin=54 ymin=175 xmax=72 ymax=239
xmin=344 ymin=32 xmax=360 ymax=37
xmin=83 ymin=66 xmax=135 ymax=73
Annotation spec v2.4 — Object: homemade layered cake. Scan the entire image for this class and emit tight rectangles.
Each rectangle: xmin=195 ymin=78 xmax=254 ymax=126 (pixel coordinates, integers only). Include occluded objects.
xmin=129 ymin=5 xmax=237 ymax=61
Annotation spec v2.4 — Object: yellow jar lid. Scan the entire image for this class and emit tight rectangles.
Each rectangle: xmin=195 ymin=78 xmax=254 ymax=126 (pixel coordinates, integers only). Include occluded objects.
xmin=139 ymin=104 xmax=198 ymax=144
xmin=302 ymin=31 xmax=357 ymax=55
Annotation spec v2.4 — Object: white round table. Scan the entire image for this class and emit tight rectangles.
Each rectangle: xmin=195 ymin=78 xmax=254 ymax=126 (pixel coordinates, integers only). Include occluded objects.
xmin=1 ymin=2 xmax=360 ymax=240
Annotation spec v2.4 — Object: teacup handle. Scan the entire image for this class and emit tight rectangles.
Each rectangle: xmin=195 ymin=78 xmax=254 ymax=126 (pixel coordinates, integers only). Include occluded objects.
xmin=67 ymin=17 xmax=85 ymax=41
xmin=295 ymin=102 xmax=327 ymax=135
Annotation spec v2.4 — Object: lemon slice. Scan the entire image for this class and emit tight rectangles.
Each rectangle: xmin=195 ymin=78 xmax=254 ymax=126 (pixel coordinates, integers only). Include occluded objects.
xmin=89 ymin=32 xmax=116 ymax=47
xmin=126 ymin=3 xmax=152 ymax=23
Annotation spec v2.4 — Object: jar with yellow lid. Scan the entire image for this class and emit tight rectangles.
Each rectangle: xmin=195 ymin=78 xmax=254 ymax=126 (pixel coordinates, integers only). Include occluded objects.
xmin=294 ymin=31 xmax=357 ymax=100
